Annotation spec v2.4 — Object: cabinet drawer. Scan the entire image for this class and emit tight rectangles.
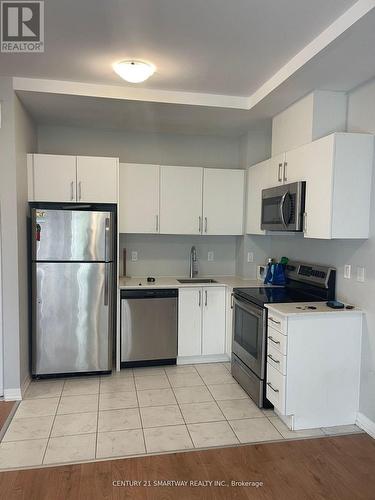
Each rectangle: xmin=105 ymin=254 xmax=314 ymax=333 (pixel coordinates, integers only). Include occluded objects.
xmin=267 ymin=343 xmax=287 ymax=375
xmin=266 ymin=363 xmax=286 ymax=414
xmin=267 ymin=311 xmax=287 ymax=334
xmin=267 ymin=326 xmax=287 ymax=355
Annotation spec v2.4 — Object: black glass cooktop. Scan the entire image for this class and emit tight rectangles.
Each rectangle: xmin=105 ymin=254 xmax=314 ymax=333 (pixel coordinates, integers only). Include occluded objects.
xmin=233 ymin=287 xmax=323 ymax=307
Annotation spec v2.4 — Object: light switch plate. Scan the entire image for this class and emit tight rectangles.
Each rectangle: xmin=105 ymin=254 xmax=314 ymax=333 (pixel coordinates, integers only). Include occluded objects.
xmin=131 ymin=251 xmax=138 ymax=262
xmin=247 ymin=252 xmax=254 ymax=263
xmin=344 ymin=264 xmax=351 ymax=279
xmin=208 ymin=251 xmax=214 ymax=262
xmin=357 ymin=266 xmax=365 ymax=282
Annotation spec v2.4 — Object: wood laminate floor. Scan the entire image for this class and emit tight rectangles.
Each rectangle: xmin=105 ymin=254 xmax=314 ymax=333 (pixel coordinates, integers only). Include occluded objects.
xmin=0 ymin=402 xmax=16 ymax=430
xmin=0 ymin=434 xmax=374 ymax=499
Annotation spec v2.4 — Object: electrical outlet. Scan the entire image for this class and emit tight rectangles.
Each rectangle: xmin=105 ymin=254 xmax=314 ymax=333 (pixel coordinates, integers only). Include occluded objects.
xmin=208 ymin=251 xmax=214 ymax=262
xmin=344 ymin=264 xmax=351 ymax=279
xmin=357 ymin=266 xmax=365 ymax=282
xmin=131 ymin=251 xmax=138 ymax=262
xmin=247 ymin=252 xmax=254 ymax=263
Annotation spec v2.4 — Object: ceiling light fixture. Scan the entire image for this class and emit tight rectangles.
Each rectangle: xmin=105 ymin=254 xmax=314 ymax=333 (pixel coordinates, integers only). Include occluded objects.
xmin=113 ymin=60 xmax=156 ymax=83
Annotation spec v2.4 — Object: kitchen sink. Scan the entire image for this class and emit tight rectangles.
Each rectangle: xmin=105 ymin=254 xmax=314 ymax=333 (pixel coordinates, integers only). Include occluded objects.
xmin=177 ymin=278 xmax=218 ymax=284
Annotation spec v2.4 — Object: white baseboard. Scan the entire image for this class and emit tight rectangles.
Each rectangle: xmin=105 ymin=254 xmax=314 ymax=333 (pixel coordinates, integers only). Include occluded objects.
xmin=177 ymin=354 xmax=230 ymax=365
xmin=356 ymin=412 xmax=375 ymax=439
xmin=3 ymin=374 xmax=31 ymax=402
xmin=4 ymin=388 xmax=22 ymax=401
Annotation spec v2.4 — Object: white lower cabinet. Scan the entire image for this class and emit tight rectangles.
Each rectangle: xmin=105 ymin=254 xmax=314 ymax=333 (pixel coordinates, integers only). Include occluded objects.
xmin=178 ymin=288 xmax=202 ymax=357
xmin=265 ymin=307 xmax=362 ymax=430
xmin=178 ymin=286 xmax=226 ymax=360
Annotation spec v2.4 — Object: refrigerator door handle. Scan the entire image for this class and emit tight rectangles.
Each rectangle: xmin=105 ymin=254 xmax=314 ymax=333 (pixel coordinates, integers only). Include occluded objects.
xmin=104 ymin=263 xmax=109 ymax=306
xmin=104 ymin=217 xmax=111 ymax=262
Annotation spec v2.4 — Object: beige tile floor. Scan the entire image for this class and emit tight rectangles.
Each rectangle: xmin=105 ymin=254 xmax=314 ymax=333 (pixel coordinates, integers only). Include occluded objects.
xmin=0 ymin=362 xmax=363 ymax=470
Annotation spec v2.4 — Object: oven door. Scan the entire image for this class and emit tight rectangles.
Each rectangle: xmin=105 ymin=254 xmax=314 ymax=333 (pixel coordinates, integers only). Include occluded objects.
xmin=261 ymin=182 xmax=305 ymax=231
xmin=232 ymin=296 xmax=267 ymax=379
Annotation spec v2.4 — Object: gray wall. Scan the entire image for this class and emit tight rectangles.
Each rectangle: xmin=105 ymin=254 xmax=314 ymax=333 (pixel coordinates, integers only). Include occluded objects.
xmin=38 ymin=124 xmax=243 ymax=281
xmin=37 ymin=125 xmax=241 ymax=169
xmin=0 ymin=78 xmax=36 ymax=393
xmin=14 ymin=96 xmax=37 ymax=386
xmin=236 ymin=121 xmax=273 ymax=278
xmin=120 ymin=234 xmax=237 ymax=277
xmin=0 ymin=78 xmax=19 ymax=392
xmin=268 ymin=78 xmax=375 ymax=423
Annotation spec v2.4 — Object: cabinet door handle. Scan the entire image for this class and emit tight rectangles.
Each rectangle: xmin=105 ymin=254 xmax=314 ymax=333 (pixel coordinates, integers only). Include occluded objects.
xmin=278 ymin=163 xmax=282 ymax=182
xmin=204 ymin=217 xmax=208 ymax=233
xmin=303 ymin=212 xmax=307 ymax=232
xmin=155 ymin=214 xmax=159 ymax=232
xmin=269 ymin=317 xmax=281 ymax=325
xmin=198 ymin=216 xmax=202 ymax=233
xmin=268 ymin=336 xmax=280 ymax=345
xmin=198 ymin=290 xmax=202 ymax=307
xmin=78 ymin=181 xmax=82 ymax=200
xmin=267 ymin=382 xmax=279 ymax=393
xmin=267 ymin=354 xmax=280 ymax=364
xmin=230 ymin=293 xmax=234 ymax=309
xmin=205 ymin=290 xmax=208 ymax=306
xmin=70 ymin=181 xmax=74 ymax=201
xmin=283 ymin=161 xmax=288 ymax=182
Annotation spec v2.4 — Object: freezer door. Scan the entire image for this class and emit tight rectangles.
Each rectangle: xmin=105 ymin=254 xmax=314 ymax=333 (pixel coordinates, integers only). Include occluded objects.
xmin=32 ymin=209 xmax=113 ymax=261
xmin=32 ymin=262 xmax=112 ymax=375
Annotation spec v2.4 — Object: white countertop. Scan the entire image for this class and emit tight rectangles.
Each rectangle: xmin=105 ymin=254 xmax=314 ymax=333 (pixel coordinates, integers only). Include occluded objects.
xmin=118 ymin=275 xmax=269 ymax=290
xmin=266 ymin=302 xmax=362 ymax=317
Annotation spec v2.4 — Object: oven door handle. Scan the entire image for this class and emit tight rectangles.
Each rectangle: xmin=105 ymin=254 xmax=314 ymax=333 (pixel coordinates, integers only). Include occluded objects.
xmin=233 ymin=297 xmax=264 ymax=319
xmin=279 ymin=192 xmax=288 ymax=229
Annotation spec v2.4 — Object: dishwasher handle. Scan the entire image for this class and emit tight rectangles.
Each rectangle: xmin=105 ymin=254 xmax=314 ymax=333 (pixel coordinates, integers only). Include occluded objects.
xmin=121 ymin=289 xmax=178 ymax=300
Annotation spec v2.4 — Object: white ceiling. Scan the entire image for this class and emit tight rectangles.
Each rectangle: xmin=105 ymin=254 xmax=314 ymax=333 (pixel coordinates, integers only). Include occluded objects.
xmin=0 ymin=0 xmax=356 ymax=96
xmin=8 ymin=1 xmax=375 ymax=136
xmin=16 ymin=4 xmax=375 ymax=137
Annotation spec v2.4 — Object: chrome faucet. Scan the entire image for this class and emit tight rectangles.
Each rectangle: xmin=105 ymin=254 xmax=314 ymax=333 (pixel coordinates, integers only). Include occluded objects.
xmin=189 ymin=246 xmax=198 ymax=278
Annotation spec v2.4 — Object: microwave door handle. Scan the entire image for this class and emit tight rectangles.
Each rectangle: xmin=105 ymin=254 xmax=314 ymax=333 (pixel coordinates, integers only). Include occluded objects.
xmin=279 ymin=192 xmax=288 ymax=229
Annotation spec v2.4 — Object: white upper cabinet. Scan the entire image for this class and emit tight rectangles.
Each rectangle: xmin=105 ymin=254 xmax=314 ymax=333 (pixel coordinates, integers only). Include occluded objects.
xmin=30 ymin=154 xmax=77 ymax=203
xmin=303 ymin=133 xmax=374 ymax=239
xmin=76 ymin=156 xmax=118 ymax=203
xmin=160 ymin=166 xmax=203 ymax=235
xmin=247 ymin=132 xmax=373 ymax=239
xmin=269 ymin=153 xmax=287 ymax=185
xmin=202 ymin=169 xmax=244 ymax=235
xmin=282 ymin=147 xmax=308 ymax=184
xmin=29 ymin=154 xmax=119 ymax=203
xmin=119 ymin=164 xmax=159 ymax=233
xmin=268 ymin=152 xmax=303 ymax=185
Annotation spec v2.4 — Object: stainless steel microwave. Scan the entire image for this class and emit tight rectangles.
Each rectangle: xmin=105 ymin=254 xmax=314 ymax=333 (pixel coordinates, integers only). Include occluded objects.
xmin=261 ymin=181 xmax=306 ymax=231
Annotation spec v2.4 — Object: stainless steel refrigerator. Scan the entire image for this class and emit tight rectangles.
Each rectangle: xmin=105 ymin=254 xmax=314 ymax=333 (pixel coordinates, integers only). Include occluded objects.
xmin=30 ymin=205 xmax=116 ymax=377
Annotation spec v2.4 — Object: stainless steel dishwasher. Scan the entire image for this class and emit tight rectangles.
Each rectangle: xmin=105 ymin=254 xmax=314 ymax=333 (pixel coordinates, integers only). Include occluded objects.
xmin=121 ymin=289 xmax=178 ymax=367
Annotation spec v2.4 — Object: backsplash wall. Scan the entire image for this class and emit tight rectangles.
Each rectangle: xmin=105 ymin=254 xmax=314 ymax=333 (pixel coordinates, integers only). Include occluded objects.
xmin=119 ymin=234 xmax=237 ymax=277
